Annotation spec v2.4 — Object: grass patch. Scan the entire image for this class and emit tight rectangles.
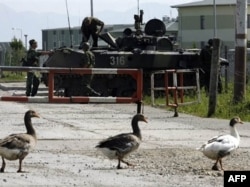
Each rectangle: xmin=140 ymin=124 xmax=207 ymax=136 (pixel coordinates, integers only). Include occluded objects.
xmin=144 ymin=83 xmax=250 ymax=121
xmin=0 ymin=72 xmax=26 ymax=83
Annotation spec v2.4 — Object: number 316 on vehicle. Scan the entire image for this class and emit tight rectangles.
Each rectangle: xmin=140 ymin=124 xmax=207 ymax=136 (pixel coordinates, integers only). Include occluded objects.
xmin=109 ymin=56 xmax=126 ymax=66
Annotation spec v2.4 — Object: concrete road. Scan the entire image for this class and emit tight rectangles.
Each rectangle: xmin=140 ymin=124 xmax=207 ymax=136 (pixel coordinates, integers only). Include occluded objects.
xmin=0 ymin=84 xmax=250 ymax=186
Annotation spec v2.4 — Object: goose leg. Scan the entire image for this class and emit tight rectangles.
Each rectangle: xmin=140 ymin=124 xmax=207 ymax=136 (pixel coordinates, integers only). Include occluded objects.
xmin=0 ymin=157 xmax=6 ymax=172
xmin=219 ymin=159 xmax=224 ymax=170
xmin=17 ymin=158 xmax=23 ymax=173
xmin=117 ymin=159 xmax=122 ymax=169
xmin=212 ymin=159 xmax=219 ymax=170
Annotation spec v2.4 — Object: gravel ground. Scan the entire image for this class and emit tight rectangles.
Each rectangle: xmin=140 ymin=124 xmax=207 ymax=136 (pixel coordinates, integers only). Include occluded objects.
xmin=0 ymin=86 xmax=250 ymax=186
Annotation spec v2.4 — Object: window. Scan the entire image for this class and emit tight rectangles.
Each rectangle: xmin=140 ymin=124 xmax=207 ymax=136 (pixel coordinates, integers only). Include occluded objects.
xmin=200 ymin=15 xmax=205 ymax=30
xmin=247 ymin=14 xmax=250 ymax=28
xmin=200 ymin=41 xmax=205 ymax=48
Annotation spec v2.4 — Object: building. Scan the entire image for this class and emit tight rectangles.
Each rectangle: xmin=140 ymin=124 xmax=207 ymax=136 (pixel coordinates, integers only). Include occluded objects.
xmin=0 ymin=42 xmax=11 ymax=66
xmin=42 ymin=27 xmax=82 ymax=50
xmin=172 ymin=0 xmax=250 ymax=49
xmin=42 ymin=24 xmax=136 ymax=50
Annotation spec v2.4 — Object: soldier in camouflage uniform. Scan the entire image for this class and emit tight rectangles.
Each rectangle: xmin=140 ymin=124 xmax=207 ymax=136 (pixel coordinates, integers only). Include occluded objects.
xmin=81 ymin=42 xmax=101 ymax=96
xmin=80 ymin=17 xmax=104 ymax=47
xmin=25 ymin=39 xmax=52 ymax=96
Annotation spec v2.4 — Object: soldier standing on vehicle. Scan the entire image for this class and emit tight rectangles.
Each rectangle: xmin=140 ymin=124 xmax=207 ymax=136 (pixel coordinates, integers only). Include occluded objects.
xmin=81 ymin=42 xmax=101 ymax=96
xmin=80 ymin=17 xmax=104 ymax=48
xmin=25 ymin=39 xmax=52 ymax=97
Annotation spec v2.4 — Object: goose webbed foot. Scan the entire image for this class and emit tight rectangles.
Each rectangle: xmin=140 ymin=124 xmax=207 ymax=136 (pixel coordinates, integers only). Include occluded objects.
xmin=212 ymin=164 xmax=219 ymax=170
xmin=121 ymin=160 xmax=134 ymax=167
xmin=17 ymin=170 xmax=28 ymax=173
xmin=117 ymin=165 xmax=122 ymax=169
xmin=212 ymin=160 xmax=223 ymax=171
xmin=117 ymin=159 xmax=134 ymax=169
xmin=212 ymin=158 xmax=221 ymax=171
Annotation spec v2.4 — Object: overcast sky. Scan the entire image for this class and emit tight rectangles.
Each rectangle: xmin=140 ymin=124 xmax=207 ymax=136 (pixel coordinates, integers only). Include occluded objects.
xmin=1 ymin=0 xmax=198 ymax=17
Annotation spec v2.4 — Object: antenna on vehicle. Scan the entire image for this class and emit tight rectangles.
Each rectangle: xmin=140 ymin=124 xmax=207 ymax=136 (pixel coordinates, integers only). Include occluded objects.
xmin=137 ymin=0 xmax=140 ymax=15
xmin=65 ymin=0 xmax=73 ymax=48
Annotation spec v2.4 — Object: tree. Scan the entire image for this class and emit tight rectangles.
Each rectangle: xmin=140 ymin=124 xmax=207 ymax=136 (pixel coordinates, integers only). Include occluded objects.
xmin=9 ymin=37 xmax=25 ymax=66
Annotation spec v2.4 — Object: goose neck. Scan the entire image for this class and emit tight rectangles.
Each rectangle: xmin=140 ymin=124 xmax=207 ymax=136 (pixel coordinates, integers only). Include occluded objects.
xmin=132 ymin=118 xmax=141 ymax=139
xmin=24 ymin=115 xmax=36 ymax=136
xmin=230 ymin=126 xmax=240 ymax=140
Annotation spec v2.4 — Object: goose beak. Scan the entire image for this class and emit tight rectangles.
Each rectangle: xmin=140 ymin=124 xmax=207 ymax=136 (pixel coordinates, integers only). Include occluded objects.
xmin=34 ymin=112 xmax=40 ymax=118
xmin=143 ymin=117 xmax=148 ymax=123
xmin=238 ymin=118 xmax=243 ymax=124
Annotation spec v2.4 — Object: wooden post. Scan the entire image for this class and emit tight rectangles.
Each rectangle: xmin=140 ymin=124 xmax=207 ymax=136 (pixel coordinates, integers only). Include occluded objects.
xmin=224 ymin=46 xmax=228 ymax=93
xmin=207 ymin=38 xmax=221 ymax=117
xmin=234 ymin=0 xmax=247 ymax=103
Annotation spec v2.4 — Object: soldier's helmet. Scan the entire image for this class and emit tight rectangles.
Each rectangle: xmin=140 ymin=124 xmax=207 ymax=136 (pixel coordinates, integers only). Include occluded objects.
xmin=82 ymin=42 xmax=90 ymax=51
xmin=208 ymin=39 xmax=213 ymax=46
xmin=29 ymin=39 xmax=37 ymax=46
xmin=83 ymin=17 xmax=91 ymax=25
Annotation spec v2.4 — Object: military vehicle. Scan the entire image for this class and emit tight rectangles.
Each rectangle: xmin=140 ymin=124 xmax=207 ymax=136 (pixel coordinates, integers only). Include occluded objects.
xmin=42 ymin=15 xmax=200 ymax=97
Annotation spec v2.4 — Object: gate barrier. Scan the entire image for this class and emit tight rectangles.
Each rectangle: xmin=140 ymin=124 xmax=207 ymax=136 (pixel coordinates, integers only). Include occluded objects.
xmin=150 ymin=69 xmax=201 ymax=117
xmin=0 ymin=66 xmax=143 ymax=113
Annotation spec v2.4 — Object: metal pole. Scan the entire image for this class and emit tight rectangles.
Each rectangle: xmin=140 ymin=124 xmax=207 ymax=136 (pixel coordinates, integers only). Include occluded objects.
xmin=150 ymin=72 xmax=155 ymax=106
xmin=65 ymin=0 xmax=73 ymax=48
xmin=24 ymin=34 xmax=28 ymax=50
xmin=213 ymin=0 xmax=217 ymax=38
xmin=137 ymin=0 xmax=140 ymax=15
xmin=179 ymin=11 xmax=182 ymax=48
xmin=90 ymin=0 xmax=93 ymax=17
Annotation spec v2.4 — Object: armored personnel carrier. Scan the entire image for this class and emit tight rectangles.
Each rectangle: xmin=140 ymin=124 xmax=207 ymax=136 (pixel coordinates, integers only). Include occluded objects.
xmin=42 ymin=16 xmax=200 ymax=97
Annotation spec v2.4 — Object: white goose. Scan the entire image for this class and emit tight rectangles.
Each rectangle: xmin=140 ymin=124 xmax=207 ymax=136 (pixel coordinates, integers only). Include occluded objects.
xmin=197 ymin=117 xmax=243 ymax=170
xmin=0 ymin=110 xmax=39 ymax=172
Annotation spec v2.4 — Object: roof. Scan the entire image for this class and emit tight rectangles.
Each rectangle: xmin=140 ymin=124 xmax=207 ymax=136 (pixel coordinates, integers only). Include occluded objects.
xmin=171 ymin=0 xmax=250 ymax=8
xmin=42 ymin=24 xmax=135 ymax=32
xmin=165 ymin=22 xmax=178 ymax=32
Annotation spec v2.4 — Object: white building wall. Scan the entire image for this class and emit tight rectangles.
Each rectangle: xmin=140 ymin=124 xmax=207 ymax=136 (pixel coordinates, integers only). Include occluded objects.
xmin=177 ymin=4 xmax=250 ymax=49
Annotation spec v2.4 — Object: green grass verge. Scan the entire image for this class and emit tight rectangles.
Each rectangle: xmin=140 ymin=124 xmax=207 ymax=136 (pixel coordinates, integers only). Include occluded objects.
xmin=0 ymin=72 xmax=26 ymax=83
xmin=144 ymin=83 xmax=250 ymax=121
